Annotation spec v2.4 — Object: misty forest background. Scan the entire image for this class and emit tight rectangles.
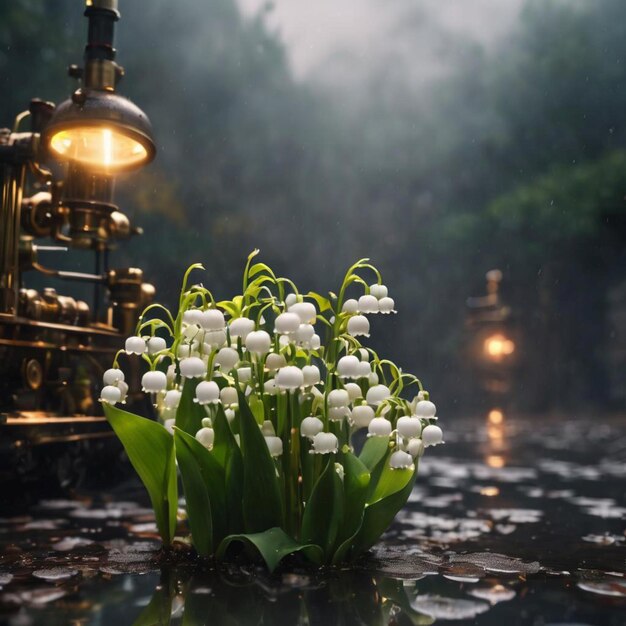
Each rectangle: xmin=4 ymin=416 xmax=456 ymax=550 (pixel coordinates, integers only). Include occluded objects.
xmin=2 ymin=0 xmax=626 ymax=416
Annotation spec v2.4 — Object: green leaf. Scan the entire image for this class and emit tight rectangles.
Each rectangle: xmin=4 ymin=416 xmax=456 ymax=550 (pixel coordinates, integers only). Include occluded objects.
xmin=104 ymin=404 xmax=177 ymax=546
xmin=211 ymin=403 xmax=238 ymax=468
xmin=332 ymin=452 xmax=370 ymax=564
xmin=131 ymin=580 xmax=173 ymax=626
xmin=217 ymin=527 xmax=322 ymax=573
xmin=305 ymin=291 xmax=332 ymax=313
xmin=237 ymin=390 xmax=283 ymax=533
xmin=175 ymin=378 xmax=205 ymax=435
xmin=301 ymin=457 xmax=342 ymax=560
xmin=359 ymin=437 xmax=390 ymax=471
xmin=368 ymin=464 xmax=414 ymax=505
xmin=351 ymin=468 xmax=416 ymax=556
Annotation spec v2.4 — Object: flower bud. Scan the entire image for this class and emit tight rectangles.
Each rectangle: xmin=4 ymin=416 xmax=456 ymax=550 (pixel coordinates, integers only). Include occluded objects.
xmin=275 ymin=312 xmax=301 ymax=334
xmin=261 ymin=420 xmax=275 ymax=436
xmin=301 ymin=416 xmax=324 ymax=438
xmin=200 ymin=309 xmax=225 ymax=331
xmin=368 ymin=371 xmax=379 ymax=386
xmin=407 ymin=438 xmax=424 ymax=458
xmin=351 ymin=404 xmax=375 ymax=428
xmin=183 ymin=309 xmax=203 ymax=326
xmin=117 ymin=380 xmax=129 ymax=403
xmin=285 ymin=293 xmax=298 ymax=308
xmin=265 ymin=353 xmax=287 ymax=371
xmin=196 ymin=427 xmax=214 ymax=450
xmin=366 ymin=384 xmax=391 ymax=406
xmin=396 ymin=416 xmax=422 ymax=439
xmin=369 ymin=284 xmax=388 ymax=300
xmin=265 ymin=436 xmax=283 ymax=457
xmin=264 ymin=379 xmax=279 ymax=395
xmin=215 ymin=347 xmax=239 ymax=371
xmin=245 ymin=330 xmax=272 ymax=355
xmin=220 ymin=386 xmax=238 ymax=406
xmin=329 ymin=406 xmax=350 ymax=421
xmin=347 ymin=315 xmax=370 ymax=337
xmin=163 ymin=418 xmax=175 ymax=435
xmin=302 ymin=364 xmax=321 ymax=386
xmin=358 ymin=294 xmax=379 ymax=314
xmin=229 ymin=317 xmax=255 ymax=339
xmin=422 ymin=424 xmax=444 ymax=447
xmin=328 ymin=389 xmax=350 ymax=407
xmin=103 ymin=368 xmax=125 ymax=386
xmin=368 ymin=417 xmax=392 ymax=437
xmin=356 ymin=361 xmax=371 ymax=378
xmin=100 ymin=385 xmax=121 ymax=404
xmin=275 ymin=366 xmax=304 ymax=390
xmin=310 ymin=432 xmax=338 ymax=454
xmin=289 ymin=302 xmax=317 ymax=324
xmin=415 ymin=400 xmax=437 ymax=418
xmin=342 ymin=298 xmax=358 ymax=314
xmin=125 ymin=336 xmax=146 ymax=355
xmin=310 ymin=334 xmax=321 ymax=350
xmin=195 ymin=380 xmax=220 ymax=405
xmin=142 ymin=371 xmax=167 ymax=393
xmin=147 ymin=336 xmax=167 ymax=355
xmin=378 ymin=297 xmax=396 ymax=314
xmin=204 ymin=330 xmax=227 ymax=349
xmin=295 ymin=324 xmax=315 ymax=344
xmin=237 ymin=367 xmax=252 ymax=383
xmin=179 ymin=357 xmax=207 ymax=378
xmin=344 ymin=382 xmax=362 ymax=401
xmin=390 ymin=450 xmax=413 ymax=469
xmin=164 ymin=389 xmax=182 ymax=410
xmin=337 ymin=355 xmax=360 ymax=378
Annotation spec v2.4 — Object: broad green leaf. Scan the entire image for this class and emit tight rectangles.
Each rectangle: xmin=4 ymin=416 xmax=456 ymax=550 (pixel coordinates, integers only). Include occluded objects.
xmin=217 ymin=527 xmax=322 ymax=573
xmin=225 ymin=445 xmax=244 ymax=533
xmin=104 ymin=404 xmax=177 ymax=545
xmin=248 ymin=261 xmax=276 ymax=280
xmin=332 ymin=452 xmax=369 ymax=563
xmin=211 ymin=403 xmax=238 ymax=468
xmin=301 ymin=458 xmax=342 ymax=560
xmin=237 ymin=390 xmax=282 ymax=533
xmin=175 ymin=378 xmax=205 ymax=435
xmin=368 ymin=464 xmax=414 ymax=505
xmin=359 ymin=437 xmax=390 ymax=471
xmin=248 ymin=393 xmax=265 ymax=424
xmin=351 ymin=468 xmax=416 ymax=556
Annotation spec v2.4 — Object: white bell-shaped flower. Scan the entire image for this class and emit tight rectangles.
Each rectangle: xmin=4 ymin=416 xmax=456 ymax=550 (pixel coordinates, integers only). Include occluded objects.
xmin=183 ymin=309 xmax=203 ymax=326
xmin=337 ymin=355 xmax=360 ymax=378
xmin=344 ymin=382 xmax=362 ymax=402
xmin=225 ymin=408 xmax=236 ymax=423
xmin=237 ymin=367 xmax=252 ymax=383
xmin=407 ymin=438 xmax=424 ymax=458
xmin=351 ymin=404 xmax=375 ymax=428
xmin=196 ymin=426 xmax=214 ymax=450
xmin=328 ymin=389 xmax=350 ymax=407
xmin=378 ymin=297 xmax=396 ymax=314
xmin=142 ymin=371 xmax=167 ymax=393
xmin=245 ymin=330 xmax=272 ymax=355
xmin=342 ymin=298 xmax=359 ymax=314
xmin=285 ymin=293 xmax=298 ymax=308
xmin=368 ymin=371 xmax=379 ymax=386
xmin=396 ymin=416 xmax=422 ymax=439
xmin=147 ymin=336 xmax=167 ymax=355
xmin=204 ymin=330 xmax=227 ymax=349
xmin=275 ymin=312 xmax=301 ymax=334
xmin=310 ymin=432 xmax=338 ymax=454
xmin=264 ymin=353 xmax=285 ymax=371
xmin=358 ymin=294 xmax=379 ymax=314
xmin=103 ymin=368 xmax=125 ymax=386
xmin=265 ymin=436 xmax=283 ymax=457
xmin=366 ymin=384 xmax=391 ymax=406
xmin=179 ymin=357 xmax=207 ymax=378
xmin=301 ymin=416 xmax=324 ymax=438
xmin=164 ymin=389 xmax=182 ymax=410
xmin=329 ymin=406 xmax=350 ymax=421
xmin=100 ymin=385 xmax=121 ymax=404
xmin=275 ymin=365 xmax=304 ymax=390
xmin=415 ymin=400 xmax=437 ymax=418
xmin=125 ymin=336 xmax=146 ymax=355
xmin=264 ymin=379 xmax=279 ymax=395
xmin=200 ymin=309 xmax=225 ymax=331
xmin=356 ymin=361 xmax=371 ymax=379
xmin=422 ymin=424 xmax=444 ymax=447
xmin=390 ymin=450 xmax=413 ymax=470
xmin=289 ymin=302 xmax=317 ymax=324
xmin=302 ymin=364 xmax=321 ymax=386
xmin=195 ymin=380 xmax=220 ymax=405
xmin=369 ymin=284 xmax=388 ymax=300
xmin=368 ymin=417 xmax=392 ymax=437
xmin=215 ymin=347 xmax=239 ymax=371
xmin=347 ymin=315 xmax=370 ymax=337
xmin=117 ymin=380 xmax=129 ymax=403
xmin=310 ymin=334 xmax=321 ymax=350
xmin=295 ymin=324 xmax=315 ymax=344
xmin=229 ymin=317 xmax=255 ymax=339
xmin=220 ymin=386 xmax=238 ymax=406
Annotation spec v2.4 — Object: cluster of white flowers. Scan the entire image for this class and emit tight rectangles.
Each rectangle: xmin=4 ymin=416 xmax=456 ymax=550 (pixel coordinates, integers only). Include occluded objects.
xmin=101 ymin=271 xmax=443 ymax=469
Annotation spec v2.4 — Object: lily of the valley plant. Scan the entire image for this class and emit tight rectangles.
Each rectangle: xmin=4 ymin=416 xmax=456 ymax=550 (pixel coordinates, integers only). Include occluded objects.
xmin=102 ymin=251 xmax=444 ymax=572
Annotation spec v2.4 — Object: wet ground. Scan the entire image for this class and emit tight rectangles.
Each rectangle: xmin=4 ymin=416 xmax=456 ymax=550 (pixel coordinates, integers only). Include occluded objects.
xmin=0 ymin=412 xmax=624 ymax=625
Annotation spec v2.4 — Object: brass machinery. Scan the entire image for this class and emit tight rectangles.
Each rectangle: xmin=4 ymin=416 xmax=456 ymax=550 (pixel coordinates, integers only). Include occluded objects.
xmin=0 ymin=0 xmax=156 ymax=481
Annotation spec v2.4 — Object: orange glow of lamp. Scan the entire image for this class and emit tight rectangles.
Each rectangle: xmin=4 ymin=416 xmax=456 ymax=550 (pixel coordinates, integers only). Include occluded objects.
xmin=483 ymin=333 xmax=515 ymax=362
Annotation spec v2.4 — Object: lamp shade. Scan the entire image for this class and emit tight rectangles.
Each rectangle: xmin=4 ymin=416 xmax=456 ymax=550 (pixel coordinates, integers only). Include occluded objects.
xmin=43 ymin=90 xmax=156 ymax=172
